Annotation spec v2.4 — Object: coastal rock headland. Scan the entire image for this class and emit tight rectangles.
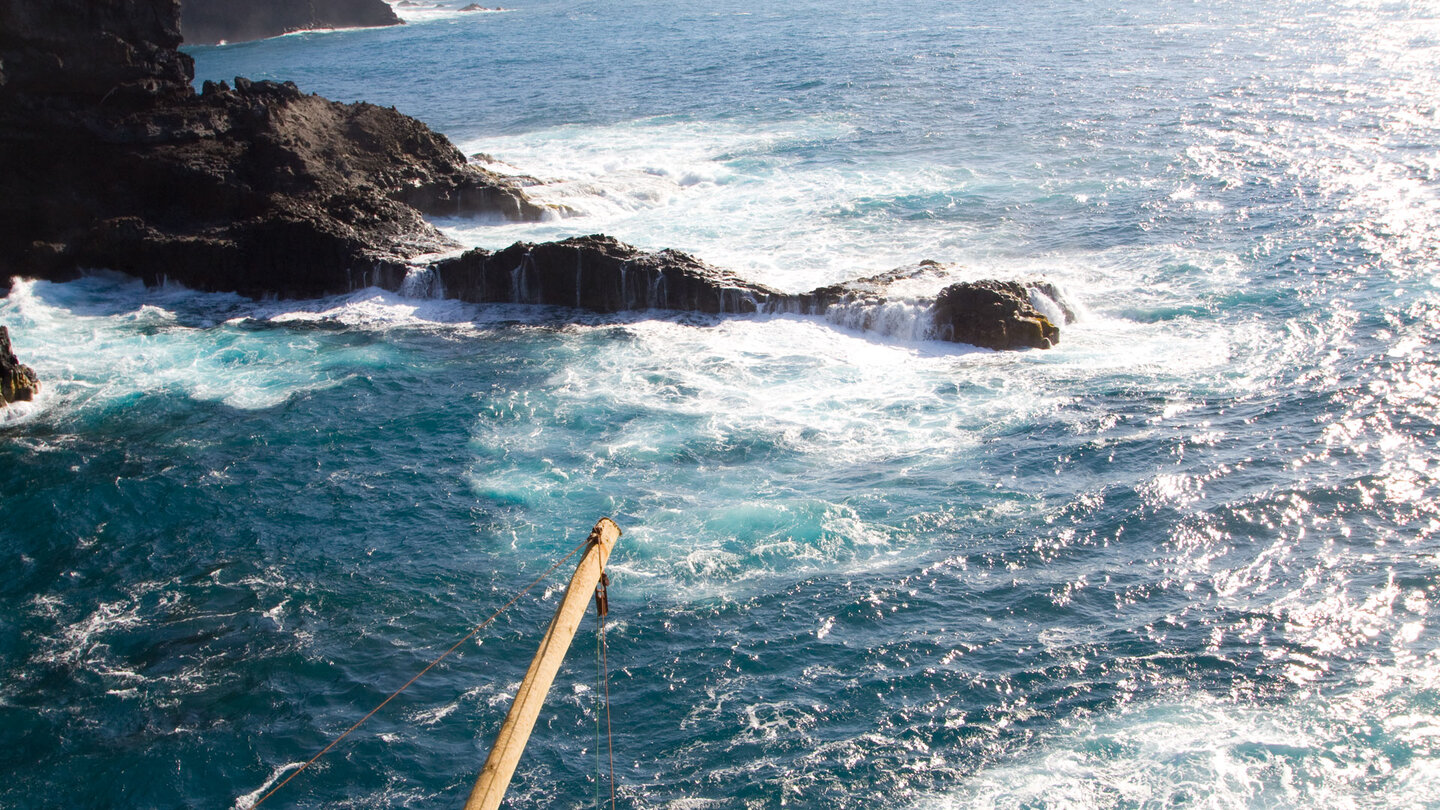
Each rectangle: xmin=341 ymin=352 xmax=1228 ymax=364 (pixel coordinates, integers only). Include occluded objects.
xmin=0 ymin=326 xmax=40 ymax=406
xmin=0 ymin=0 xmax=1073 ymax=350
xmin=0 ymin=0 xmax=540 ymax=299
xmin=180 ymin=0 xmax=402 ymax=45
xmin=431 ymin=235 xmax=1074 ymax=348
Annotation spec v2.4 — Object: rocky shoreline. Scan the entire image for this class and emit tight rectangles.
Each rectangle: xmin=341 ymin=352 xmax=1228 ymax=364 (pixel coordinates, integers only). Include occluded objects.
xmin=180 ymin=0 xmax=402 ymax=46
xmin=0 ymin=0 xmax=541 ymax=300
xmin=0 ymin=0 xmax=1073 ymax=407
xmin=428 ymin=236 xmax=1073 ymax=350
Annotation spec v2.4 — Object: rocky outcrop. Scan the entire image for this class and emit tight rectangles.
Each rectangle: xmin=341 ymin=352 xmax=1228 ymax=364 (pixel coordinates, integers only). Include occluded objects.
xmin=0 ymin=0 xmax=195 ymax=104
xmin=180 ymin=0 xmax=402 ymax=45
xmin=433 ymin=235 xmax=787 ymax=314
xmin=0 ymin=0 xmax=1073 ymax=351
xmin=0 ymin=0 xmax=543 ymax=299
xmin=426 ymin=236 xmax=1074 ymax=349
xmin=765 ymin=261 xmax=1070 ymax=348
xmin=932 ymin=280 xmax=1059 ymax=350
xmin=0 ymin=326 xmax=40 ymax=406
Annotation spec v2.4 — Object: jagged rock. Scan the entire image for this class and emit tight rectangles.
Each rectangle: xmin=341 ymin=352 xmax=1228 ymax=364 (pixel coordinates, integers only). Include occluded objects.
xmin=430 ymin=235 xmax=1073 ymax=350
xmin=433 ymin=235 xmax=786 ymax=314
xmin=0 ymin=0 xmax=544 ymax=299
xmin=775 ymin=263 xmax=1072 ymax=349
xmin=0 ymin=0 xmax=194 ymax=105
xmin=933 ymin=280 xmax=1060 ymax=350
xmin=0 ymin=326 xmax=40 ymax=406
xmin=0 ymin=0 xmax=1073 ymax=351
xmin=180 ymin=0 xmax=402 ymax=45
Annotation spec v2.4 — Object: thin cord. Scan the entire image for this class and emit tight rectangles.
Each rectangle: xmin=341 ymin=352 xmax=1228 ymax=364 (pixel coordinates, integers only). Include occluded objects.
xmin=601 ymin=609 xmax=616 ymax=809
xmin=595 ymin=614 xmax=603 ymax=808
xmin=248 ymin=537 xmax=593 ymax=809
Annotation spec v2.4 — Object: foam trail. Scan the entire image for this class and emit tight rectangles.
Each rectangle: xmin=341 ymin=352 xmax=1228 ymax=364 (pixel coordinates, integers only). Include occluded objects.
xmin=232 ymin=762 xmax=306 ymax=810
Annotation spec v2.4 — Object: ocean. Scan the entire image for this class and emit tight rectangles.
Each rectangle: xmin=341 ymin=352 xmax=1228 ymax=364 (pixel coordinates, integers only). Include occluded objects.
xmin=3 ymin=0 xmax=1438 ymax=806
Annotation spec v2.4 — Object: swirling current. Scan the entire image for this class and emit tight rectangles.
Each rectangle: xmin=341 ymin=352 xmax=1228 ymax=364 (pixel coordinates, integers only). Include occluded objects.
xmin=2 ymin=0 xmax=1438 ymax=806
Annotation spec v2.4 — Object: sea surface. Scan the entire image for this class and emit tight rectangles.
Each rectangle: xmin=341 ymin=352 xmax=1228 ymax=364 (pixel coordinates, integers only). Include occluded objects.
xmin=3 ymin=0 xmax=1439 ymax=806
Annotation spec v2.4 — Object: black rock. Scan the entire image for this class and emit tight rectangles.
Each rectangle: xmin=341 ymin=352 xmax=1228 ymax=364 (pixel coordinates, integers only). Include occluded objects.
xmin=180 ymin=0 xmax=402 ymax=45
xmin=0 ymin=0 xmax=1073 ymax=352
xmin=433 ymin=235 xmax=786 ymax=314
xmin=430 ymin=236 xmax=1073 ymax=350
xmin=771 ymin=263 xmax=1071 ymax=349
xmin=0 ymin=326 xmax=40 ymax=406
xmin=0 ymin=0 xmax=545 ymax=298
xmin=933 ymin=280 xmax=1061 ymax=350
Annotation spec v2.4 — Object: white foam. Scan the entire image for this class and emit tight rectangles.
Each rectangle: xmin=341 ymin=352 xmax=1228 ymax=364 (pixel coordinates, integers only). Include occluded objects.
xmin=384 ymin=0 xmax=511 ymax=25
xmin=1027 ymin=286 xmax=1068 ymax=326
xmin=915 ymin=670 xmax=1440 ymax=810
xmin=2 ymin=278 xmax=553 ymax=417
xmin=260 ymin=287 xmax=474 ymax=328
xmin=464 ymin=313 xmax=1077 ymax=597
xmin=233 ymin=762 xmax=307 ymax=810
xmin=0 ymin=395 xmax=44 ymax=426
xmin=445 ymin=115 xmax=984 ymax=292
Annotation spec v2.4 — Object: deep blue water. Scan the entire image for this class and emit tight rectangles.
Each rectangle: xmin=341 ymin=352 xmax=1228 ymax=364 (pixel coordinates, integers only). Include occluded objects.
xmin=4 ymin=0 xmax=1439 ymax=806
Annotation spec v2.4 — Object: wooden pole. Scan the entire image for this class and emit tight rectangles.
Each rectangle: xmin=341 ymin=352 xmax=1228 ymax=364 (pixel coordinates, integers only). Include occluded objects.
xmin=464 ymin=518 xmax=621 ymax=810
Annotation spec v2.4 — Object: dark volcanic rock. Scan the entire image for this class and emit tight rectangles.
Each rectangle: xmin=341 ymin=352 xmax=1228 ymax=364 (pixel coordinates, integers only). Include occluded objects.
xmin=773 ymin=262 xmax=1071 ymax=349
xmin=933 ymin=280 xmax=1061 ymax=350
xmin=429 ymin=236 xmax=1073 ymax=350
xmin=433 ymin=235 xmax=786 ymax=314
xmin=0 ymin=0 xmax=543 ymax=298
xmin=0 ymin=0 xmax=194 ymax=103
xmin=0 ymin=0 xmax=1072 ymax=351
xmin=181 ymin=0 xmax=402 ymax=45
xmin=0 ymin=326 xmax=40 ymax=406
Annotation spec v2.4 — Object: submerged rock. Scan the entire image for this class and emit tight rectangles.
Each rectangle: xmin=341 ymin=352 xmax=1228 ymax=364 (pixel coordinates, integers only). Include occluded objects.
xmin=0 ymin=0 xmax=545 ymax=299
xmin=180 ymin=0 xmax=402 ymax=45
xmin=0 ymin=326 xmax=40 ymax=406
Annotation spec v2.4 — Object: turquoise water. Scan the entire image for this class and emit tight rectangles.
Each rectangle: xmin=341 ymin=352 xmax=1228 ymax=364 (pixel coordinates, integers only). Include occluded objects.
xmin=4 ymin=0 xmax=1440 ymax=806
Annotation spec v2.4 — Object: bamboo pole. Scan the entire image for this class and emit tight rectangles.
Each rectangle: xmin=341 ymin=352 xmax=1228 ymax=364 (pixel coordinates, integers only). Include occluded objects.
xmin=464 ymin=518 xmax=621 ymax=810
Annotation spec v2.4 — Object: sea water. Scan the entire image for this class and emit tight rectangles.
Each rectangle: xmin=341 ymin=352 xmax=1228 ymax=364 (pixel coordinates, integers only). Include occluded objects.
xmin=3 ymin=0 xmax=1438 ymax=806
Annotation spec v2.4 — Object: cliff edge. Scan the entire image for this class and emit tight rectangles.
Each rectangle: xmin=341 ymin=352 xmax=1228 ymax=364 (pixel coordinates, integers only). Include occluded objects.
xmin=181 ymin=0 xmax=403 ymax=46
xmin=0 ymin=0 xmax=540 ymax=298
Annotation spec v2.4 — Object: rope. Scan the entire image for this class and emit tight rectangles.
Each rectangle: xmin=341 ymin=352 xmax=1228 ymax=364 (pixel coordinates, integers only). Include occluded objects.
xmin=248 ymin=536 xmax=593 ymax=809
xmin=593 ymin=573 xmax=617 ymax=809
xmin=595 ymin=614 xmax=603 ymax=808
xmin=601 ymin=609 xmax=616 ymax=809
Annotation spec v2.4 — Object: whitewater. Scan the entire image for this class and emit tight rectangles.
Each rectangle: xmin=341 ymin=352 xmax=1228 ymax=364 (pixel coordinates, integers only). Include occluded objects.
xmin=2 ymin=0 xmax=1438 ymax=807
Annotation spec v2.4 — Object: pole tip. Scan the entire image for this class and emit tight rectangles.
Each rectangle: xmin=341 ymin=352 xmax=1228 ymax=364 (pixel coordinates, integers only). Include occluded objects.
xmin=590 ymin=518 xmax=621 ymax=550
